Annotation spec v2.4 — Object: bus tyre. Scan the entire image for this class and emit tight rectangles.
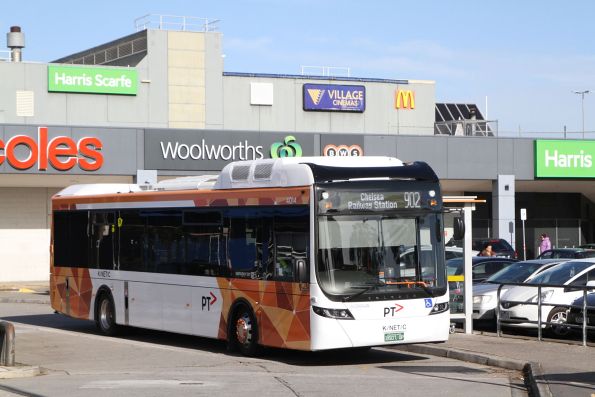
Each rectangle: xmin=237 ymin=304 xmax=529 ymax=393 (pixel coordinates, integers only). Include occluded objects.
xmin=232 ymin=305 xmax=259 ymax=356
xmin=95 ymin=293 xmax=118 ymax=336
xmin=547 ymin=306 xmax=570 ymax=337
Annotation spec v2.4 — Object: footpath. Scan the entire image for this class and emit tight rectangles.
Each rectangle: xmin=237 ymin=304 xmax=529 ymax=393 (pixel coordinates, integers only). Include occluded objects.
xmin=1 ymin=282 xmax=594 ymax=396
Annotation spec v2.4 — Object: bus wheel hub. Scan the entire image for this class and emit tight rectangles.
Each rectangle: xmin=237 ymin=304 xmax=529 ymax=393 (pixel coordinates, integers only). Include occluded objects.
xmin=236 ymin=315 xmax=252 ymax=344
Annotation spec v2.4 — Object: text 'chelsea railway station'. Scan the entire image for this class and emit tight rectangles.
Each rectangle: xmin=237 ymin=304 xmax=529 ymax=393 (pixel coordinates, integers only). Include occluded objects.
xmin=1 ymin=15 xmax=595 ymax=282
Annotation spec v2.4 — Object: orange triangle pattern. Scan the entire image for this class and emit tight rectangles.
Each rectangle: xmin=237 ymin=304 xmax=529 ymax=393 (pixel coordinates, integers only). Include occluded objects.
xmin=216 ymin=277 xmax=311 ymax=350
xmin=50 ymin=267 xmax=93 ymax=319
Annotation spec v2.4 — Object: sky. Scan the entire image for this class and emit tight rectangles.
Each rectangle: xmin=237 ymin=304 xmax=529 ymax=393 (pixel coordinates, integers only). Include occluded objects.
xmin=3 ymin=0 xmax=595 ymax=136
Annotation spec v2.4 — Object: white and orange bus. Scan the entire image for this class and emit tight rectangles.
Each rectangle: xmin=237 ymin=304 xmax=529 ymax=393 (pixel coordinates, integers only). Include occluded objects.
xmin=50 ymin=156 xmax=450 ymax=355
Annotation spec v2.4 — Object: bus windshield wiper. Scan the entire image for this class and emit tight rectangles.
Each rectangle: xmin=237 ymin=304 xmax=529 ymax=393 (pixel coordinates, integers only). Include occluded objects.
xmin=343 ymin=281 xmax=386 ymax=302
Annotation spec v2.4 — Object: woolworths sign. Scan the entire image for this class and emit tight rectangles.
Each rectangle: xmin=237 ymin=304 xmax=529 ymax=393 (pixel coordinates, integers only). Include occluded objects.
xmin=48 ymin=65 xmax=138 ymax=95
xmin=535 ymin=140 xmax=595 ymax=178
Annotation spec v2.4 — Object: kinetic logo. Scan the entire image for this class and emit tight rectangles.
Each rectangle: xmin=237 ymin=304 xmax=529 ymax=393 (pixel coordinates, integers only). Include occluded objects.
xmin=323 ymin=144 xmax=363 ymax=157
xmin=395 ymin=90 xmax=415 ymax=109
xmin=0 ymin=127 xmax=103 ymax=171
xmin=270 ymin=136 xmax=303 ymax=158
xmin=307 ymin=89 xmax=325 ymax=105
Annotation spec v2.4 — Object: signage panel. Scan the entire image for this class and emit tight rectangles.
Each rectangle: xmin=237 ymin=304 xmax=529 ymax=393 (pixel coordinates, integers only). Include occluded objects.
xmin=0 ymin=125 xmax=138 ymax=175
xmin=303 ymin=84 xmax=365 ymax=112
xmin=48 ymin=65 xmax=138 ymax=95
xmin=535 ymin=140 xmax=595 ymax=178
xmin=395 ymin=90 xmax=415 ymax=109
xmin=321 ymin=134 xmax=364 ymax=157
xmin=319 ymin=190 xmax=426 ymax=213
xmin=145 ymin=130 xmax=315 ymax=171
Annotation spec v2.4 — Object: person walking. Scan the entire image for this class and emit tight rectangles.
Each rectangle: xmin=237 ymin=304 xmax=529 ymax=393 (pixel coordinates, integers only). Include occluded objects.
xmin=539 ymin=233 xmax=552 ymax=255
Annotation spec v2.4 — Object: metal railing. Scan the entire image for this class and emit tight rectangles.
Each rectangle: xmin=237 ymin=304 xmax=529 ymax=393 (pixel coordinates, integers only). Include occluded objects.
xmin=135 ymin=14 xmax=220 ymax=32
xmin=434 ymin=119 xmax=498 ymax=136
xmin=496 ymin=281 xmax=595 ymax=346
xmin=300 ymin=65 xmax=351 ymax=78
xmin=66 ymin=36 xmax=147 ymax=65
xmin=0 ymin=50 xmax=12 ymax=62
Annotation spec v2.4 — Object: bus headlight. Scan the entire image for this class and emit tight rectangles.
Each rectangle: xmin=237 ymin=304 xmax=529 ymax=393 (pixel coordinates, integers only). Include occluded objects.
xmin=313 ymin=306 xmax=354 ymax=320
xmin=430 ymin=302 xmax=449 ymax=315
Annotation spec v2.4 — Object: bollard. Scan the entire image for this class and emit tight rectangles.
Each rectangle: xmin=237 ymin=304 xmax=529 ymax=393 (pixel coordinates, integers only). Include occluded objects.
xmin=0 ymin=321 xmax=15 ymax=366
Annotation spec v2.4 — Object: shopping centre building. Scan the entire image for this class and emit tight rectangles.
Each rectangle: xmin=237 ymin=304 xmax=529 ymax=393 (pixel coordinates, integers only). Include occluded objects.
xmin=1 ymin=18 xmax=594 ymax=281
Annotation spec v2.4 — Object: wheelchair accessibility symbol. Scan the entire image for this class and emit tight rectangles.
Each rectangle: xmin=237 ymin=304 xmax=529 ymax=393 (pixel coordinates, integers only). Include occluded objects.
xmin=424 ymin=298 xmax=433 ymax=308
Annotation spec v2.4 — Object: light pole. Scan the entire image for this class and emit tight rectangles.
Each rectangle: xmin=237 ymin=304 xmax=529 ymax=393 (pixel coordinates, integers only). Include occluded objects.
xmin=573 ymin=90 xmax=590 ymax=138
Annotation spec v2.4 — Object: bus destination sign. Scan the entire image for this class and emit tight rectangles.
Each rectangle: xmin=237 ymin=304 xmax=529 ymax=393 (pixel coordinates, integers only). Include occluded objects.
xmin=319 ymin=191 xmax=422 ymax=213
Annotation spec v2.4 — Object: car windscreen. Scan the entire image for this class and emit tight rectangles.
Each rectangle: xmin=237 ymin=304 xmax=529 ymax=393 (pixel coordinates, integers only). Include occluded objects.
xmin=485 ymin=261 xmax=543 ymax=283
xmin=446 ymin=258 xmax=463 ymax=276
xmin=528 ymin=261 xmax=593 ymax=285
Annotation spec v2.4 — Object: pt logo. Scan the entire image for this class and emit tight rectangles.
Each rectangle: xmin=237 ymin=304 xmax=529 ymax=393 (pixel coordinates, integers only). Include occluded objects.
xmin=201 ymin=292 xmax=217 ymax=311
xmin=270 ymin=136 xmax=302 ymax=158
xmin=383 ymin=303 xmax=404 ymax=317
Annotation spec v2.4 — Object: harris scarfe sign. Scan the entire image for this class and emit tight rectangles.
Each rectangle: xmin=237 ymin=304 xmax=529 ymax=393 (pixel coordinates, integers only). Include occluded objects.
xmin=48 ymin=65 xmax=138 ymax=95
xmin=535 ymin=140 xmax=595 ymax=178
xmin=303 ymin=83 xmax=365 ymax=112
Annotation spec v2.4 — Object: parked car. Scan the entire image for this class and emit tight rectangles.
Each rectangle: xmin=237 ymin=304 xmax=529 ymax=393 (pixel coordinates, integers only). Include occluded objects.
xmin=447 ymin=256 xmax=518 ymax=313
xmin=567 ymin=293 xmax=595 ymax=332
xmin=473 ymin=259 xmax=566 ymax=322
xmin=447 ymin=256 xmax=519 ymax=284
xmin=472 ymin=238 xmax=517 ymax=258
xmin=500 ymin=259 xmax=595 ymax=336
xmin=399 ymin=246 xmax=464 ymax=277
xmin=579 ymin=243 xmax=595 ymax=250
xmin=537 ymin=248 xmax=595 ymax=259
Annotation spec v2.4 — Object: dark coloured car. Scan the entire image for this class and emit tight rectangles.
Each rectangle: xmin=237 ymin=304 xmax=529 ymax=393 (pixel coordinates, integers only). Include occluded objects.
xmin=579 ymin=243 xmax=595 ymax=250
xmin=537 ymin=248 xmax=595 ymax=260
xmin=472 ymin=238 xmax=516 ymax=258
xmin=447 ymin=257 xmax=519 ymax=284
xmin=567 ymin=293 xmax=595 ymax=331
xmin=447 ymin=256 xmax=518 ymax=313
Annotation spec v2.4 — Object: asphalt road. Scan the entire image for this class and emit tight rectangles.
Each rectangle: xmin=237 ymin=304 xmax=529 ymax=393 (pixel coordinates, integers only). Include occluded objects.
xmin=0 ymin=302 xmax=527 ymax=397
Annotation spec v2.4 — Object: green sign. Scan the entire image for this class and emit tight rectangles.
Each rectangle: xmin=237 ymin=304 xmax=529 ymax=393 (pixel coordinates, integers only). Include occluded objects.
xmin=48 ymin=65 xmax=138 ymax=95
xmin=270 ymin=136 xmax=303 ymax=158
xmin=535 ymin=140 xmax=595 ymax=178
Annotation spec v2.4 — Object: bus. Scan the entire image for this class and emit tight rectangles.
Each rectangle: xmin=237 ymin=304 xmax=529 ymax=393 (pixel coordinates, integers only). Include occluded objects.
xmin=50 ymin=156 xmax=450 ymax=355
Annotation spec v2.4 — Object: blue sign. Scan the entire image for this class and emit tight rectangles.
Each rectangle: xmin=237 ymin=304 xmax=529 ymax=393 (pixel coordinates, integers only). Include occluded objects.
xmin=303 ymin=84 xmax=365 ymax=112
xmin=424 ymin=298 xmax=433 ymax=308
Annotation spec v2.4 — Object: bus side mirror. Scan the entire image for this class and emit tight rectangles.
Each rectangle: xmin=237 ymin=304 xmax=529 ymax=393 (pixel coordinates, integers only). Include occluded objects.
xmin=296 ymin=259 xmax=308 ymax=283
xmin=453 ymin=217 xmax=465 ymax=241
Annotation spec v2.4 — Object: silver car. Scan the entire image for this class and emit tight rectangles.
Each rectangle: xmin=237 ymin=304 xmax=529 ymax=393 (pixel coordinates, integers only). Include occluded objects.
xmin=473 ymin=259 xmax=566 ymax=321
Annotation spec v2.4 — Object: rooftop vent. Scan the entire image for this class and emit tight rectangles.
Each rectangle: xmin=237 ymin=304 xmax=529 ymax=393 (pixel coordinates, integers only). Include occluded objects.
xmin=6 ymin=26 xmax=25 ymax=62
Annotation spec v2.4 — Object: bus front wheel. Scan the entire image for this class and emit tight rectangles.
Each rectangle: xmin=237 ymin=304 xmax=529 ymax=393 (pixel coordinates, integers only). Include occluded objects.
xmin=95 ymin=292 xmax=118 ymax=336
xmin=232 ymin=305 xmax=259 ymax=356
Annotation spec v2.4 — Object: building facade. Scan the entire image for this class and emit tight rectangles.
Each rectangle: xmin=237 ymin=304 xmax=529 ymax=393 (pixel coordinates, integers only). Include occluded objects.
xmin=1 ymin=24 xmax=594 ymax=281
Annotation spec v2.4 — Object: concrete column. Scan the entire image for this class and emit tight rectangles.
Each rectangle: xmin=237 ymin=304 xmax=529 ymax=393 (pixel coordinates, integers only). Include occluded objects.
xmin=492 ymin=175 xmax=516 ymax=249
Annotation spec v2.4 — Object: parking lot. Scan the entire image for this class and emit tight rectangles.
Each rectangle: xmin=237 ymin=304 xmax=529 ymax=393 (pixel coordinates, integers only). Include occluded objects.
xmin=0 ymin=300 xmax=527 ymax=397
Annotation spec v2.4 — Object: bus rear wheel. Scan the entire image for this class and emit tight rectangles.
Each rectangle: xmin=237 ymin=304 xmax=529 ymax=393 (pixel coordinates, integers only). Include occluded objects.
xmin=232 ymin=305 xmax=259 ymax=356
xmin=95 ymin=293 xmax=118 ymax=336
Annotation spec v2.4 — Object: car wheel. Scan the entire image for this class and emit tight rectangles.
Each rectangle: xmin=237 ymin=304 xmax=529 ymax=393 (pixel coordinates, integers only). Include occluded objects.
xmin=95 ymin=292 xmax=118 ymax=336
xmin=547 ymin=306 xmax=570 ymax=337
xmin=232 ymin=304 xmax=260 ymax=356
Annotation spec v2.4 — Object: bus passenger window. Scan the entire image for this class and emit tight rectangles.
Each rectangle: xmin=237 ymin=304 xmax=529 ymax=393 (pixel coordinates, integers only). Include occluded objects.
xmin=118 ymin=210 xmax=146 ymax=272
xmin=271 ymin=210 xmax=309 ymax=282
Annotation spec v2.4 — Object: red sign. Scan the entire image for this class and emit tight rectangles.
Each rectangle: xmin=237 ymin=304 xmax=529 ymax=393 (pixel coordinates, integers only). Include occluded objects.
xmin=0 ymin=127 xmax=103 ymax=171
xmin=323 ymin=144 xmax=363 ymax=157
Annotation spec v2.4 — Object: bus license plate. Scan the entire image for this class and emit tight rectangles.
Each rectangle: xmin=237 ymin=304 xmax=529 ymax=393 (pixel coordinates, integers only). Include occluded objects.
xmin=384 ymin=332 xmax=404 ymax=342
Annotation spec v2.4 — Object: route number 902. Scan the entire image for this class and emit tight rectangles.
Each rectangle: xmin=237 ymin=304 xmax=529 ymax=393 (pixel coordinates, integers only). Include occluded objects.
xmin=404 ymin=192 xmax=421 ymax=208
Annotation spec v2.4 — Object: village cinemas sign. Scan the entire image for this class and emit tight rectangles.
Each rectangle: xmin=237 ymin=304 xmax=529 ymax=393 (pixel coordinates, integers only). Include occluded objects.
xmin=0 ymin=127 xmax=103 ymax=171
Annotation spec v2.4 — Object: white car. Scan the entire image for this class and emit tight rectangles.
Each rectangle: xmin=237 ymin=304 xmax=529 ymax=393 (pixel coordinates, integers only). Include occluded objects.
xmin=499 ymin=259 xmax=595 ymax=336
xmin=473 ymin=259 xmax=566 ymax=321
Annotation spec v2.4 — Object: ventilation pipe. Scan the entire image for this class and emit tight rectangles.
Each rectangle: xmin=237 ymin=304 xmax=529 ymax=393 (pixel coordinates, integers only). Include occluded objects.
xmin=7 ymin=26 xmax=25 ymax=62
